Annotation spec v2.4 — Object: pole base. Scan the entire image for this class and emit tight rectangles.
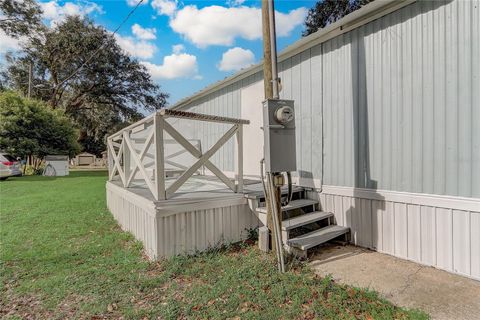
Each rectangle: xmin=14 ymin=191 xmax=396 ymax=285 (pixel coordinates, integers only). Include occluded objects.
xmin=258 ymin=226 xmax=270 ymax=253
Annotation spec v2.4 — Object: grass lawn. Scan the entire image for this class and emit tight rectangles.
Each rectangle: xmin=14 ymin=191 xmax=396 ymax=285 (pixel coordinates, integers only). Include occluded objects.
xmin=0 ymin=171 xmax=428 ymax=319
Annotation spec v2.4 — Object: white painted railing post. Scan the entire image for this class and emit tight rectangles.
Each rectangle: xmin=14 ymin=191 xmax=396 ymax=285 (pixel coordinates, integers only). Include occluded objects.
xmin=154 ymin=113 xmax=166 ymax=200
xmin=107 ymin=138 xmax=113 ymax=181
xmin=236 ymin=124 xmax=243 ymax=193
xmin=107 ymin=138 xmax=125 ymax=184
xmin=123 ymin=132 xmax=130 ymax=188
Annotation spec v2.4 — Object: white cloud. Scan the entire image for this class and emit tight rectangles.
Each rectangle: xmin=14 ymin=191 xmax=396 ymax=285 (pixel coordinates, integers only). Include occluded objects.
xmin=40 ymin=1 xmax=103 ymax=26
xmin=0 ymin=31 xmax=23 ymax=54
xmin=126 ymin=0 xmax=148 ymax=7
xmin=172 ymin=44 xmax=185 ymax=54
xmin=132 ymin=23 xmax=157 ymax=40
xmin=116 ymin=24 xmax=157 ymax=59
xmin=114 ymin=34 xmax=156 ymax=59
xmin=151 ymin=0 xmax=177 ymax=16
xmin=169 ymin=5 xmax=307 ymax=47
xmin=141 ymin=46 xmax=199 ymax=80
xmin=276 ymin=8 xmax=308 ymax=37
xmin=227 ymin=0 xmax=246 ymax=6
xmin=218 ymin=47 xmax=255 ymax=72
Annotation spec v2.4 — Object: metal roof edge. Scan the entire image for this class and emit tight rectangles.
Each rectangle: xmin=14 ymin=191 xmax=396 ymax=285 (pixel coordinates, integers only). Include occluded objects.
xmin=170 ymin=0 xmax=416 ymax=110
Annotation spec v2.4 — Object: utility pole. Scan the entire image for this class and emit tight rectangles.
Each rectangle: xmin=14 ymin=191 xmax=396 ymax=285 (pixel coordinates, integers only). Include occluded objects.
xmin=268 ymin=0 xmax=280 ymax=99
xmin=262 ymin=0 xmax=284 ymax=266
xmin=28 ymin=62 xmax=33 ymax=99
xmin=262 ymin=0 xmax=273 ymax=99
xmin=261 ymin=0 xmax=275 ymax=252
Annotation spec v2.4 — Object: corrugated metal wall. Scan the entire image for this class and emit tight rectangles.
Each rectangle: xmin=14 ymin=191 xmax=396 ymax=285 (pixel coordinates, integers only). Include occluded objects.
xmin=278 ymin=45 xmax=324 ymax=185
xmin=181 ymin=73 xmax=262 ymax=172
xmin=340 ymin=0 xmax=480 ymax=198
xmin=178 ymin=0 xmax=480 ymax=199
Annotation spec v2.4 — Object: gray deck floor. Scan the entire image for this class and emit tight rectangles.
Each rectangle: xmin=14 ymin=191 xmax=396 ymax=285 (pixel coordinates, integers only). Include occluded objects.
xmin=110 ymin=175 xmax=266 ymax=203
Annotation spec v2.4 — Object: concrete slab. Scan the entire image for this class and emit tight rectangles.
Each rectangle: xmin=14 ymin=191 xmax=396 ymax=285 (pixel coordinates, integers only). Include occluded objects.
xmin=309 ymin=245 xmax=480 ymax=320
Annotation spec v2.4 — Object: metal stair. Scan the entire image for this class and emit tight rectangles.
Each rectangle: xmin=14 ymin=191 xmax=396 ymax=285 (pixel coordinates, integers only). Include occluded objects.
xmin=251 ymin=187 xmax=349 ymax=256
xmin=282 ymin=211 xmax=333 ymax=231
xmin=256 ymin=199 xmax=317 ymax=214
xmin=288 ymin=225 xmax=349 ymax=250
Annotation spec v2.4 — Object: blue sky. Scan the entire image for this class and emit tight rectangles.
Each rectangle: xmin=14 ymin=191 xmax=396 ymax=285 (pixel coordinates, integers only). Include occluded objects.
xmin=1 ymin=0 xmax=317 ymax=104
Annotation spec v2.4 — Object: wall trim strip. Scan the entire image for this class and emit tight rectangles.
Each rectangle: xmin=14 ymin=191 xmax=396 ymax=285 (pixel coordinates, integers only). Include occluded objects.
xmin=321 ymin=185 xmax=480 ymax=212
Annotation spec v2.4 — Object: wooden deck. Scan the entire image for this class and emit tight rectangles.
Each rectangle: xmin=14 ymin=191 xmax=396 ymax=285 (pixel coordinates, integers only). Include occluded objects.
xmin=105 ymin=109 xmax=260 ymax=259
xmin=112 ymin=175 xmax=264 ymax=202
xmin=106 ymin=175 xmax=264 ymax=259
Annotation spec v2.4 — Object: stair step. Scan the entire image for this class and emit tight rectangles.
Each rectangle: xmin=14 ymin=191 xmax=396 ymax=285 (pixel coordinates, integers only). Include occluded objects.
xmin=282 ymin=211 xmax=333 ymax=231
xmin=256 ymin=199 xmax=318 ymax=214
xmin=287 ymin=225 xmax=350 ymax=250
xmin=245 ymin=185 xmax=304 ymax=200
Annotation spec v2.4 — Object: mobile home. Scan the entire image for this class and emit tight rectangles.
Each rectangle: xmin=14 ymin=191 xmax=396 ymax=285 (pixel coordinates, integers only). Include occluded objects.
xmin=107 ymin=0 xmax=479 ymax=281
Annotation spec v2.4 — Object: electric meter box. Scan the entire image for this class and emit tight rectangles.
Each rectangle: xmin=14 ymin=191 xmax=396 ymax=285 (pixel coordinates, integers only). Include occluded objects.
xmin=263 ymin=99 xmax=297 ymax=172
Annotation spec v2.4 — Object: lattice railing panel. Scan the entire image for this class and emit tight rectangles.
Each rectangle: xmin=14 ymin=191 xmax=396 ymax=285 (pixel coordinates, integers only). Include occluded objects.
xmin=107 ymin=110 xmax=249 ymax=200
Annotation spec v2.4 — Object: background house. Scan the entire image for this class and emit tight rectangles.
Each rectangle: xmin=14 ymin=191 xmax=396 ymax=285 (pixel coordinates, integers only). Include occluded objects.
xmin=73 ymin=152 xmax=96 ymax=166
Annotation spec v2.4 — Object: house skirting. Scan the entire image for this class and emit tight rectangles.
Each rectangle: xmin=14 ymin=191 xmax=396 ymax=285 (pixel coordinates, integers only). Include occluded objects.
xmin=315 ymin=185 xmax=480 ymax=281
xmin=106 ymin=181 xmax=259 ymax=259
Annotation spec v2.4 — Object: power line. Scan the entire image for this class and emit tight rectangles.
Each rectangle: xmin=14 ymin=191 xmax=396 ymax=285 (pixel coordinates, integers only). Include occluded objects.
xmin=54 ymin=0 xmax=145 ymax=90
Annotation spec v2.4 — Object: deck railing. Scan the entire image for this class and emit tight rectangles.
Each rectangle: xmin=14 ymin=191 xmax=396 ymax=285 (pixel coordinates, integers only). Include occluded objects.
xmin=107 ymin=109 xmax=249 ymax=200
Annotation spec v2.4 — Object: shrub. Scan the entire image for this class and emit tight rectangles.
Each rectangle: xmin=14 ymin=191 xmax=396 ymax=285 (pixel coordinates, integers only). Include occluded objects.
xmin=0 ymin=91 xmax=80 ymax=166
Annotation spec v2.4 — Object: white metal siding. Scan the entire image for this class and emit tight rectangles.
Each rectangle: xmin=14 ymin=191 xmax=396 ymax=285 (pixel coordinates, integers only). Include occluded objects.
xmin=321 ymin=0 xmax=480 ymax=197
xmin=180 ymin=75 xmax=261 ymax=172
xmin=278 ymin=45 xmax=324 ymax=187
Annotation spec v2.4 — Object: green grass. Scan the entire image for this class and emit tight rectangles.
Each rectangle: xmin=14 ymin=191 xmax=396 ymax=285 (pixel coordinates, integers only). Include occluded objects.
xmin=0 ymin=172 xmax=428 ymax=319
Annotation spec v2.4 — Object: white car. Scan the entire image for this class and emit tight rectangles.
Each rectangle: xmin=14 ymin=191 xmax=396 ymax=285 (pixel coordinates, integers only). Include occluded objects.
xmin=0 ymin=153 xmax=22 ymax=180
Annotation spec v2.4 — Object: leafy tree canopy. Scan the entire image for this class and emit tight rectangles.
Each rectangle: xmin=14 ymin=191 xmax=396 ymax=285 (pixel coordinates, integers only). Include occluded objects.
xmin=2 ymin=15 xmax=168 ymax=155
xmin=303 ymin=0 xmax=373 ymax=36
xmin=0 ymin=0 xmax=43 ymax=38
xmin=0 ymin=91 xmax=80 ymax=159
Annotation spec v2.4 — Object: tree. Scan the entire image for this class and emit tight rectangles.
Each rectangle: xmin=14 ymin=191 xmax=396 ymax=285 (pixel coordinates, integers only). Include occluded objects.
xmin=303 ymin=0 xmax=374 ymax=36
xmin=74 ymin=103 xmax=136 ymax=156
xmin=0 ymin=0 xmax=43 ymax=38
xmin=2 ymin=16 xmax=167 ymax=155
xmin=0 ymin=91 xmax=80 ymax=167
